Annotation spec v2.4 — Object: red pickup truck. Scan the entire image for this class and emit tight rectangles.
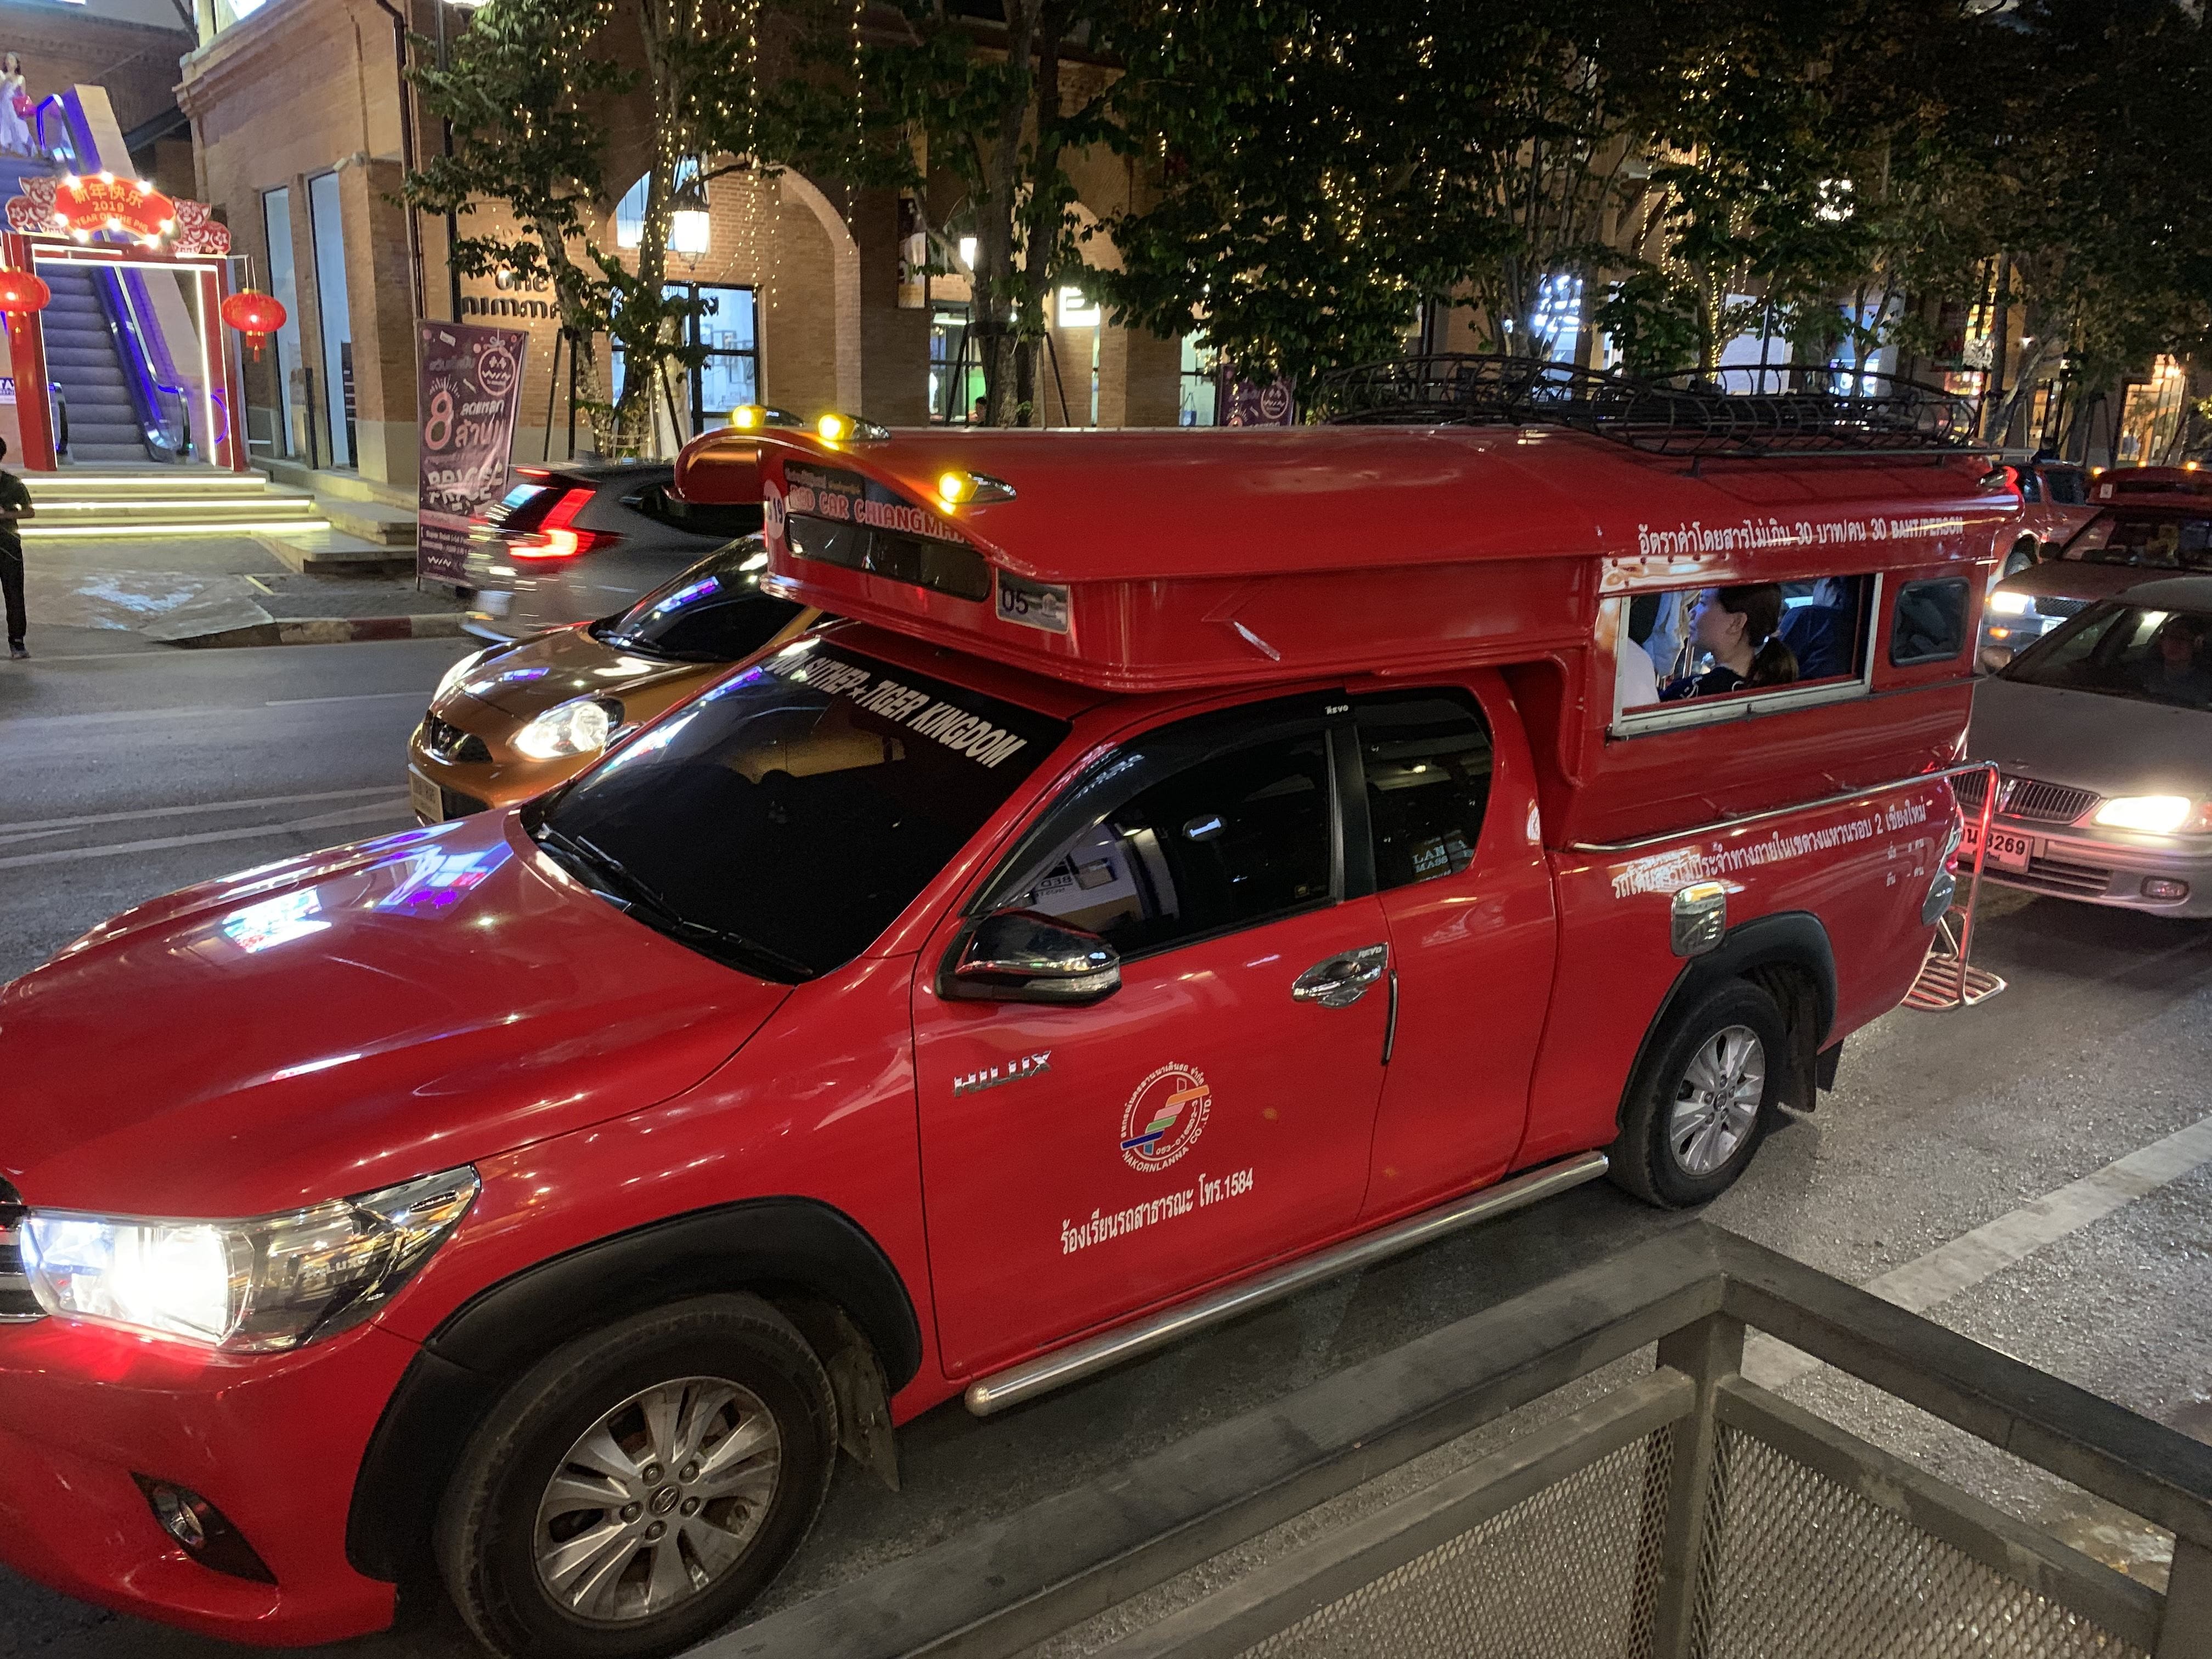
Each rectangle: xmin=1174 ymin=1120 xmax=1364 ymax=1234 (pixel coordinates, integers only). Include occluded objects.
xmin=0 ymin=371 xmax=2005 ymax=1658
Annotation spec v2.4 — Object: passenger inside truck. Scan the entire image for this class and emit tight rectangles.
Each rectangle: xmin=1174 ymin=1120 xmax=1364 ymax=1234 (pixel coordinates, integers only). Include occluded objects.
xmin=1661 ymin=585 xmax=1799 ymax=701
xmin=1779 ymin=577 xmax=1865 ymax=680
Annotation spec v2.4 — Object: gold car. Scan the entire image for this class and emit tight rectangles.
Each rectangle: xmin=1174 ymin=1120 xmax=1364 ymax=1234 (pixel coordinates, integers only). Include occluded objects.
xmin=408 ymin=538 xmax=816 ymax=821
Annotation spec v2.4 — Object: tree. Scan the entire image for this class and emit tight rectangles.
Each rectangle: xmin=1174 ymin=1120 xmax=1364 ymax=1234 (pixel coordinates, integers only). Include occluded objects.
xmin=856 ymin=1 xmax=1118 ymax=425
xmin=404 ymin=0 xmax=632 ymax=448
xmin=1962 ymin=0 xmax=2212 ymax=451
xmin=1094 ymin=1 xmax=1570 ymax=390
xmin=409 ymin=0 xmax=795 ymax=454
xmin=1591 ymin=1 xmax=1976 ymax=377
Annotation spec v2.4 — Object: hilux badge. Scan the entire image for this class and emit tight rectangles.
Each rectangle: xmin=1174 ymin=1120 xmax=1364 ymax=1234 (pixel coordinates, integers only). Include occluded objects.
xmin=953 ymin=1051 xmax=1052 ymax=1097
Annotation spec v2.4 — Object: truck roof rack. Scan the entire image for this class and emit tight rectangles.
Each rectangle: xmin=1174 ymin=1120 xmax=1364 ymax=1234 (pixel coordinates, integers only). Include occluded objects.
xmin=1318 ymin=354 xmax=1984 ymax=460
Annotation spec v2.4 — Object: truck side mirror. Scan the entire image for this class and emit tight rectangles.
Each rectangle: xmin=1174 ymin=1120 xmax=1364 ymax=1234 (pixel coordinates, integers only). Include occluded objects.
xmin=943 ymin=910 xmax=1121 ymax=1004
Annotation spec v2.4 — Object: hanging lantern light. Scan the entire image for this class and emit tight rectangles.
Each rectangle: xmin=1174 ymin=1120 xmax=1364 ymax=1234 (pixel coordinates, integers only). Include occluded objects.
xmin=221 ymin=289 xmax=286 ymax=359
xmin=0 ymin=269 xmax=51 ymax=317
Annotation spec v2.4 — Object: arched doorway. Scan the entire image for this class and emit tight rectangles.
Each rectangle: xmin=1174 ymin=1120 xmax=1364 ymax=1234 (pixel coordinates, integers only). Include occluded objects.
xmin=601 ymin=162 xmax=860 ymax=445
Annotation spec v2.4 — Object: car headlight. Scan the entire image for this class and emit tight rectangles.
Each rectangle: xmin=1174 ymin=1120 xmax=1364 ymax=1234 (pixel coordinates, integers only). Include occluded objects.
xmin=514 ymin=696 xmax=619 ymax=760
xmin=1988 ymin=591 xmax=2035 ymax=617
xmin=2091 ymin=795 xmax=2201 ymax=834
xmin=434 ymin=647 xmax=491 ymax=704
xmin=19 ymin=1166 xmax=478 ymax=1351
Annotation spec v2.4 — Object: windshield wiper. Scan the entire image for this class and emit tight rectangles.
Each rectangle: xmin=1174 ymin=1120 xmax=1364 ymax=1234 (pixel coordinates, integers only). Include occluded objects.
xmin=532 ymin=824 xmax=814 ymax=983
xmin=630 ymin=910 xmax=817 ymax=983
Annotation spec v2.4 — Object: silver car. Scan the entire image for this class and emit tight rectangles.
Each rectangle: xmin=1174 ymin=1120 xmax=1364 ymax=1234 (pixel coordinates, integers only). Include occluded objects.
xmin=460 ymin=461 xmax=765 ymax=641
xmin=1963 ymin=575 xmax=2212 ymax=916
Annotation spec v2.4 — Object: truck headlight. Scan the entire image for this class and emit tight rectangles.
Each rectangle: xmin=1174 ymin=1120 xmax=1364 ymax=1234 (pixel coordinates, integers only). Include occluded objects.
xmin=514 ymin=696 xmax=618 ymax=760
xmin=2091 ymin=795 xmax=2199 ymax=834
xmin=20 ymin=1167 xmax=478 ymax=1351
xmin=1988 ymin=590 xmax=2035 ymax=617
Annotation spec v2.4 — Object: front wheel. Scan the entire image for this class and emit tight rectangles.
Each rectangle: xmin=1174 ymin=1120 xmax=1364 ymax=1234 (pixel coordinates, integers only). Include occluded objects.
xmin=2001 ymin=539 xmax=2039 ymax=579
xmin=1609 ymin=979 xmax=1788 ymax=1208
xmin=436 ymin=1294 xmax=838 ymax=1659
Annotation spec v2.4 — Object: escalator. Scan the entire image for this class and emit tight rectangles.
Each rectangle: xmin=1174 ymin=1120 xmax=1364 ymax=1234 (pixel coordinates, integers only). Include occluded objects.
xmin=26 ymin=90 xmax=195 ymax=466
xmin=40 ymin=262 xmax=160 ymax=463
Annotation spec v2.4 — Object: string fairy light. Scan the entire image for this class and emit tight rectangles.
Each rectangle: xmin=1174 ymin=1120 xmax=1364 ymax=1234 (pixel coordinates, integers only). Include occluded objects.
xmin=845 ymin=0 xmax=864 ymax=232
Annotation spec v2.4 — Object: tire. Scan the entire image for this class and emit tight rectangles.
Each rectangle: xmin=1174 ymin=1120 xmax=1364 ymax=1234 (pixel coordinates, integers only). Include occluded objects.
xmin=1609 ymin=979 xmax=1789 ymax=1209
xmin=435 ymin=1294 xmax=838 ymax=1659
xmin=2001 ymin=539 xmax=2038 ymax=579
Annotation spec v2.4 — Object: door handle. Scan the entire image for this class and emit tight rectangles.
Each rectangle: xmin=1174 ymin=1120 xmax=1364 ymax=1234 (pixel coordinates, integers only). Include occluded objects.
xmin=1291 ymin=943 xmax=1390 ymax=1008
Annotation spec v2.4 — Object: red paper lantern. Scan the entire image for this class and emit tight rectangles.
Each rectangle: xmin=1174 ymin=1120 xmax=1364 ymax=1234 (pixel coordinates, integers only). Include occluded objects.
xmin=221 ymin=289 xmax=286 ymax=358
xmin=0 ymin=270 xmax=50 ymax=317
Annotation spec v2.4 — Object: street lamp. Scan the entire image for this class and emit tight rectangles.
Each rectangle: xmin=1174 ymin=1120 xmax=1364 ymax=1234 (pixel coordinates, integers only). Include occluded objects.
xmin=670 ymin=172 xmax=711 ymax=257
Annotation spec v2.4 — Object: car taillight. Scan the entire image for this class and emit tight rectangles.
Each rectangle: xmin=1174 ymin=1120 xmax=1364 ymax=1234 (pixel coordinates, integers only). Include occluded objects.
xmin=510 ymin=490 xmax=617 ymax=560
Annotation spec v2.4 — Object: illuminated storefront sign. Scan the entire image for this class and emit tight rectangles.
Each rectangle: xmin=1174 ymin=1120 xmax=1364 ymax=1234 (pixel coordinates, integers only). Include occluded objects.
xmin=51 ymin=173 xmax=174 ymax=245
xmin=3 ymin=171 xmax=230 ymax=253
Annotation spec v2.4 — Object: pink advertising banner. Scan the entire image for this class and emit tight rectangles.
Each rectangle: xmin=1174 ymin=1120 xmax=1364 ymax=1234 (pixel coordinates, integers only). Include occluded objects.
xmin=416 ymin=321 xmax=529 ymax=585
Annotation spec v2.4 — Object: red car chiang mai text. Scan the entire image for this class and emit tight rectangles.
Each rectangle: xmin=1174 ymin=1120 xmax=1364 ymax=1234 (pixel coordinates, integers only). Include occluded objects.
xmin=0 ymin=364 xmax=2006 ymax=1658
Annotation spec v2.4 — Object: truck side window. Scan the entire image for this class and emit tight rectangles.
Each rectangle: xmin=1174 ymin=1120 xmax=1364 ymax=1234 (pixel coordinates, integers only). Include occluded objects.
xmin=1356 ymin=692 xmax=1493 ymax=889
xmin=995 ymin=730 xmax=1335 ymax=958
xmin=1891 ymin=578 xmax=1971 ymax=664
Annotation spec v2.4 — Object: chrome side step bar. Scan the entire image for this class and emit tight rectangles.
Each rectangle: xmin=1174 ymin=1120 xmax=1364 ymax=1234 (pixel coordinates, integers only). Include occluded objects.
xmin=963 ymin=1150 xmax=1611 ymax=1417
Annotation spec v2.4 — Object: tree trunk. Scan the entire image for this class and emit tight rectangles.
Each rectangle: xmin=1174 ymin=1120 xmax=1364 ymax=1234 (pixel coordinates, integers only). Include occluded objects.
xmin=536 ymin=219 xmax=614 ymax=455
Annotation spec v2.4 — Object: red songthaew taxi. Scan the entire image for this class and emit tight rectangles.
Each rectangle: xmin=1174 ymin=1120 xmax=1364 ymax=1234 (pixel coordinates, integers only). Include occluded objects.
xmin=0 ymin=365 xmax=2007 ymax=1658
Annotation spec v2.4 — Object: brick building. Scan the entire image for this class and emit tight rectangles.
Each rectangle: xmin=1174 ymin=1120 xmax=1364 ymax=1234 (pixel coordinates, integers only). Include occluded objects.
xmin=0 ymin=0 xmax=195 ymax=189
xmin=172 ymin=0 xmax=1194 ymax=521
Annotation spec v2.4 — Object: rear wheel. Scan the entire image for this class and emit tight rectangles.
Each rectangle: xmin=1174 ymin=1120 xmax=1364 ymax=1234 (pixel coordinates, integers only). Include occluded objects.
xmin=436 ymin=1294 xmax=837 ymax=1659
xmin=1609 ymin=980 xmax=1788 ymax=1208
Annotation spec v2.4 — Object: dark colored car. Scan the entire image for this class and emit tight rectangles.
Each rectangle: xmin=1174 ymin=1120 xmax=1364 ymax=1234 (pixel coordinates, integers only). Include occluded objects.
xmin=461 ymin=461 xmax=766 ymax=641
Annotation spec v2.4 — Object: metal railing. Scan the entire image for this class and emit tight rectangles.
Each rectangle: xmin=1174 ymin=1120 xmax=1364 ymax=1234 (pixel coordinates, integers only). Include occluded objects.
xmin=1316 ymin=354 xmax=1984 ymax=460
xmin=718 ymin=1224 xmax=2212 ymax=1658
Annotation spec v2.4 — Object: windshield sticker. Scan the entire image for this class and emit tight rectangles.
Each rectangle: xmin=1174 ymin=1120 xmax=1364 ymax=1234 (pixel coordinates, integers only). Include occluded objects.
xmin=1120 ymin=1062 xmax=1211 ymax=1171
xmin=1607 ymin=796 xmax=1934 ymax=899
xmin=1062 ymin=1166 xmax=1255 ymax=1255
xmin=997 ymin=569 xmax=1071 ymax=634
xmin=784 ymin=461 xmax=961 ymax=542
xmin=760 ymin=648 xmax=1035 ymax=768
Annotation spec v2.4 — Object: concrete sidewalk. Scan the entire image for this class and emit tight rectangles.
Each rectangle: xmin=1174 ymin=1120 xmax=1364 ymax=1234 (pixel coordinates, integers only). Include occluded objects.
xmin=16 ymin=535 xmax=461 ymax=650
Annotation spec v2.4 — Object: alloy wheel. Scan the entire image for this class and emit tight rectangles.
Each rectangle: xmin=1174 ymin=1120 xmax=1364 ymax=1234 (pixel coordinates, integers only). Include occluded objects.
xmin=1667 ymin=1025 xmax=1766 ymax=1176
xmin=532 ymin=1375 xmax=783 ymax=1623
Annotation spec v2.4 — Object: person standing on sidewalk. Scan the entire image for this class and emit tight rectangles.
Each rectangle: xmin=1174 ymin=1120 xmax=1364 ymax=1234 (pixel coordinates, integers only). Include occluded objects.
xmin=0 ymin=436 xmax=33 ymax=658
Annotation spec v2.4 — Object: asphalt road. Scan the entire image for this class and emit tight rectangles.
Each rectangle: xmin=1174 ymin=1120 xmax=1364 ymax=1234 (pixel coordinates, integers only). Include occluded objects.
xmin=2 ymin=629 xmax=2208 ymax=1658
xmin=0 ymin=626 xmax=474 ymax=983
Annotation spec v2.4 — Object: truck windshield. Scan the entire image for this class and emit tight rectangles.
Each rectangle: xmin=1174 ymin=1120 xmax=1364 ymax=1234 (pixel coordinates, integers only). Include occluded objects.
xmin=2004 ymin=602 xmax=2212 ymax=713
xmin=526 ymin=639 xmax=1068 ymax=980
xmin=2064 ymin=511 xmax=2212 ymax=571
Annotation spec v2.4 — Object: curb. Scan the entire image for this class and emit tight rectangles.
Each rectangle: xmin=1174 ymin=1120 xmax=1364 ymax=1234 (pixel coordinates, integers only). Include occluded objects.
xmin=171 ymin=613 xmax=467 ymax=650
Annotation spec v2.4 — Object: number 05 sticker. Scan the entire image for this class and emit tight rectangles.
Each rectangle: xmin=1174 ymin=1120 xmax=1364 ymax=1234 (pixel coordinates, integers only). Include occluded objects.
xmin=996 ymin=569 xmax=1071 ymax=634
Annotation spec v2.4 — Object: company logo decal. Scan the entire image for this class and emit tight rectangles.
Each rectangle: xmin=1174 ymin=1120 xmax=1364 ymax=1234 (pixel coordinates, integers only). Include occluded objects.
xmin=952 ymin=1051 xmax=1052 ymax=1097
xmin=1120 ymin=1062 xmax=1210 ymax=1172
